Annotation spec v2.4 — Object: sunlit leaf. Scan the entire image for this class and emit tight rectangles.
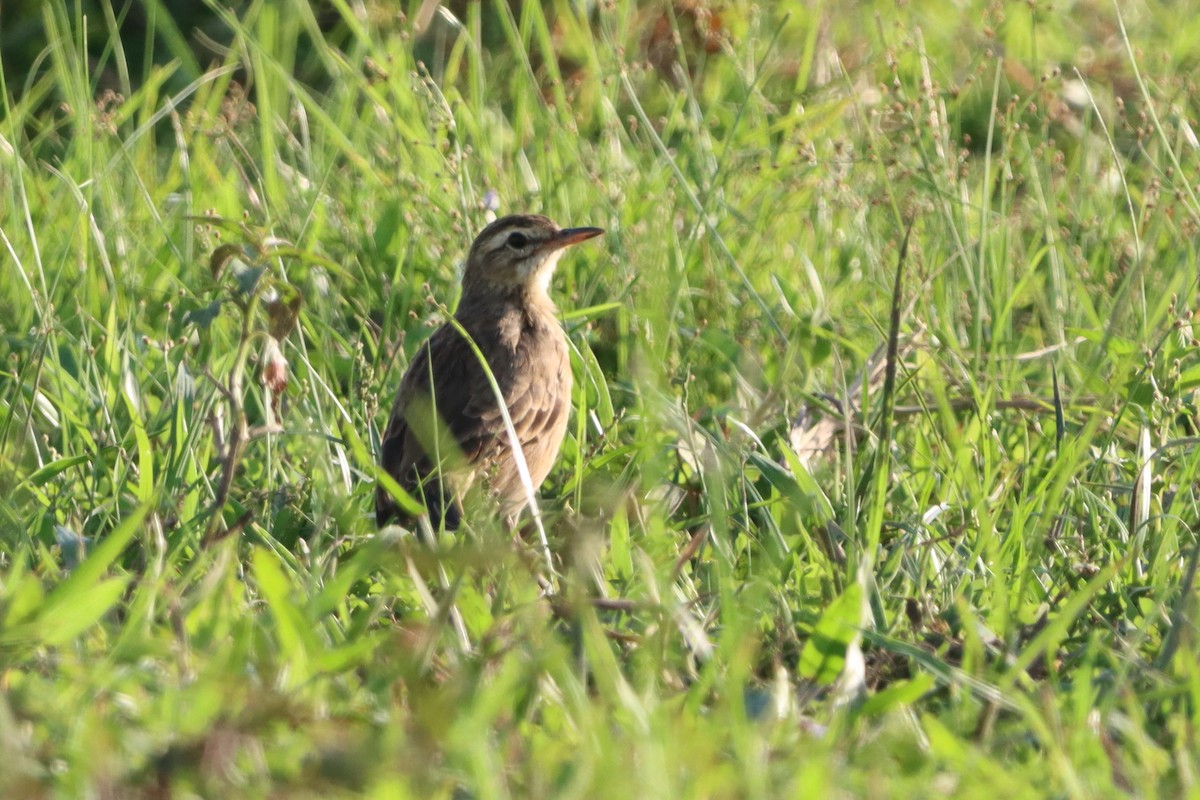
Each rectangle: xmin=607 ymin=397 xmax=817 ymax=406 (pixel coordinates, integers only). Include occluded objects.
xmin=799 ymin=583 xmax=863 ymax=685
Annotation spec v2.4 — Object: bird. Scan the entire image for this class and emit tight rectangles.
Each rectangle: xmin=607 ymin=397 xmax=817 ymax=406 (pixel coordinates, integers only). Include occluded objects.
xmin=376 ymin=214 xmax=604 ymax=532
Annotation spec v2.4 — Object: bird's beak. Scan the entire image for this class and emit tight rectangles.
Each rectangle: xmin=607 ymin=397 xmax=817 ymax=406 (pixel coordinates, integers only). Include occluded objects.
xmin=546 ymin=226 xmax=605 ymax=251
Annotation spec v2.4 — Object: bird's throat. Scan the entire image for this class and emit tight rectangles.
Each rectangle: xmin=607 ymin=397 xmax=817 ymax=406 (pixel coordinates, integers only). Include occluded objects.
xmin=521 ymin=249 xmax=565 ymax=297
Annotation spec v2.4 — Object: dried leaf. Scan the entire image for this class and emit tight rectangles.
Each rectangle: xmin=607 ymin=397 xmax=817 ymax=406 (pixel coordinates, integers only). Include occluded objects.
xmin=266 ymin=285 xmax=303 ymax=340
xmin=210 ymin=243 xmax=248 ymax=279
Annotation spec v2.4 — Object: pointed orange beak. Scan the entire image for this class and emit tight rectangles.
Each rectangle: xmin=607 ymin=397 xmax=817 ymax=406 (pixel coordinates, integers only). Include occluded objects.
xmin=546 ymin=226 xmax=604 ymax=251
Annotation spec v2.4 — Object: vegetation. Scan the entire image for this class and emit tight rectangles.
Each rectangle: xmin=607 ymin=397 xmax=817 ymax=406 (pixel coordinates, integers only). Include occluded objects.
xmin=3 ymin=0 xmax=1200 ymax=796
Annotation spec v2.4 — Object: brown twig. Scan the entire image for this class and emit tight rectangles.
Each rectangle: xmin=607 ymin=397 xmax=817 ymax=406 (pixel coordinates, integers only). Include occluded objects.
xmin=202 ymin=295 xmax=262 ymax=546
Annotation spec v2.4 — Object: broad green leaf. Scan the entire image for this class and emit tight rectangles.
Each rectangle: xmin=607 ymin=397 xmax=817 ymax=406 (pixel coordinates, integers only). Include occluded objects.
xmin=42 ymin=503 xmax=148 ymax=609
xmin=25 ymin=454 xmax=92 ymax=488
xmin=27 ymin=577 xmax=130 ymax=647
xmin=798 ymin=583 xmax=863 ymax=684
xmin=573 ymin=336 xmax=614 ymax=428
xmin=756 ymin=449 xmax=835 ymax=522
xmin=121 ymin=367 xmax=155 ymax=502
xmin=860 ymin=674 xmax=936 ymax=715
xmin=252 ymin=547 xmax=317 ymax=684
xmin=0 ymin=565 xmax=45 ymax=628
xmin=313 ymin=632 xmax=387 ymax=673
xmin=1067 ymin=327 xmax=1136 ymax=357
xmin=310 ymin=534 xmax=393 ymax=618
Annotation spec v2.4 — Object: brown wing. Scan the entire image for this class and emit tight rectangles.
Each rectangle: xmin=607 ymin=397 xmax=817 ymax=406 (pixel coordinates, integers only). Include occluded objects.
xmin=375 ymin=316 xmax=571 ymax=529
xmin=375 ymin=325 xmax=475 ymax=530
xmin=461 ymin=328 xmax=571 ymax=506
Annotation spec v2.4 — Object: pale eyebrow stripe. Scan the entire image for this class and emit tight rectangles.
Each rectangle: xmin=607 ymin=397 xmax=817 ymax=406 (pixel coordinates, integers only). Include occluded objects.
xmin=483 ymin=227 xmax=538 ymax=253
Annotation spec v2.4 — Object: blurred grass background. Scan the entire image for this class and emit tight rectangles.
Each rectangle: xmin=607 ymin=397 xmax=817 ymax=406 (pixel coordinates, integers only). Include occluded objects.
xmin=3 ymin=0 xmax=1200 ymax=796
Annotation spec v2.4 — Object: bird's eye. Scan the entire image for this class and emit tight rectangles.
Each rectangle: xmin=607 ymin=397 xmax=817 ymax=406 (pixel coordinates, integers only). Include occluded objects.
xmin=506 ymin=232 xmax=528 ymax=249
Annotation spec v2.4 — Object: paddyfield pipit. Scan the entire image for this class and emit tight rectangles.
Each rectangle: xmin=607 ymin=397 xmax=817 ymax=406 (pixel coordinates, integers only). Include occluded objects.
xmin=376 ymin=214 xmax=604 ymax=531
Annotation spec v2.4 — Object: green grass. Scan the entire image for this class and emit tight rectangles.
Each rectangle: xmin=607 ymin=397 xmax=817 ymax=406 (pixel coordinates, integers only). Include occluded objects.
xmin=3 ymin=0 xmax=1200 ymax=796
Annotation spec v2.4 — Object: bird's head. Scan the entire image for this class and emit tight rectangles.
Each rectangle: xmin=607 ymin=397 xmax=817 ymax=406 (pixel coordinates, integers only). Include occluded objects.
xmin=460 ymin=214 xmax=603 ymax=300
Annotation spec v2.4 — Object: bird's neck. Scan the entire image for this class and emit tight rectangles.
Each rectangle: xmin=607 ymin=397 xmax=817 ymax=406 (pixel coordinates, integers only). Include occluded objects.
xmin=457 ymin=284 xmax=558 ymax=321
